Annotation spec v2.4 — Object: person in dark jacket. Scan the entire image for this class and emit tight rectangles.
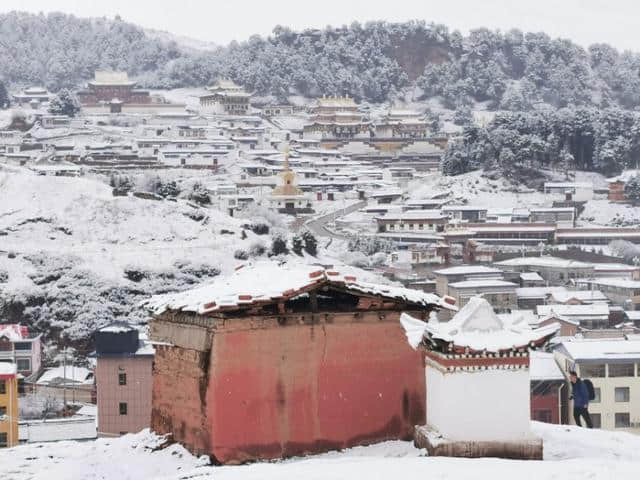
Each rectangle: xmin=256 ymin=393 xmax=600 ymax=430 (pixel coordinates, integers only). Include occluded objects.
xmin=569 ymin=370 xmax=592 ymax=428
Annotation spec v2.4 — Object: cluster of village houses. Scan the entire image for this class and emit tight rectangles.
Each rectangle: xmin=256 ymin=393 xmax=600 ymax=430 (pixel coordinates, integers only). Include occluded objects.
xmin=1 ymin=71 xmax=640 ymax=459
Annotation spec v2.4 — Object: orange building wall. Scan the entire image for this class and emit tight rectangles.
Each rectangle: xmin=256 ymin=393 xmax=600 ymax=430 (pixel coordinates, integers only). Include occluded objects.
xmin=0 ymin=375 xmax=19 ymax=448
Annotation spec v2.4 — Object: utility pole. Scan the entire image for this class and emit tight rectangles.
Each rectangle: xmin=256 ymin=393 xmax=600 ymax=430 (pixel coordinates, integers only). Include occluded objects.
xmin=62 ymin=347 xmax=67 ymax=409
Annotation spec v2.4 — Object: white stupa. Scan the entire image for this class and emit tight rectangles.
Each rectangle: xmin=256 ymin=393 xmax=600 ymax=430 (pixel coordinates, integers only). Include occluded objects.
xmin=400 ymin=297 xmax=560 ymax=459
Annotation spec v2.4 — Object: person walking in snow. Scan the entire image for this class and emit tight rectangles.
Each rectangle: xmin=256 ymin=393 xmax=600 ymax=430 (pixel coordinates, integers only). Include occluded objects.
xmin=569 ymin=370 xmax=593 ymax=428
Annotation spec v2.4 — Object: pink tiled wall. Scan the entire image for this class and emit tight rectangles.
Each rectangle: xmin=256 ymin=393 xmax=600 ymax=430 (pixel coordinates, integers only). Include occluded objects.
xmin=96 ymin=356 xmax=153 ymax=436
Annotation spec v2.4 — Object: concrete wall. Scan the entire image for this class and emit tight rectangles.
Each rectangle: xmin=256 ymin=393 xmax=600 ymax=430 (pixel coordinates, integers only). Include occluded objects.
xmin=426 ymin=366 xmax=532 ymax=442
xmin=151 ymin=310 xmax=426 ymax=463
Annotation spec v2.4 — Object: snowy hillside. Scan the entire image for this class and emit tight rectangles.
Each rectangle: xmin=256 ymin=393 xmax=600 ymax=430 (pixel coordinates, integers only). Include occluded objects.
xmin=1 ymin=422 xmax=639 ymax=479
xmin=0 ymin=168 xmax=265 ymax=346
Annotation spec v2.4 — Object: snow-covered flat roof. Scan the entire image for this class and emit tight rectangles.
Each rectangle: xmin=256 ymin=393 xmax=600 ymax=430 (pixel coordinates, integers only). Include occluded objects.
xmin=593 ymin=263 xmax=640 ymax=272
xmin=145 ymin=261 xmax=454 ymax=316
xmin=558 ymin=338 xmax=640 ymax=361
xmin=376 ymin=209 xmax=446 ymax=221
xmin=0 ymin=363 xmax=17 ymax=375
xmin=530 ymin=207 xmax=575 ymax=213
xmin=448 ymin=280 xmax=518 ymax=289
xmin=516 ymin=287 xmax=568 ymax=298
xmin=495 ymin=256 xmax=592 ymax=269
xmin=520 ymin=272 xmax=544 ymax=281
xmin=433 ymin=265 xmax=503 ymax=276
xmin=537 ymin=303 xmax=609 ymax=318
xmin=585 ymin=277 xmax=640 ymax=289
xmin=442 ymin=205 xmax=488 ymax=211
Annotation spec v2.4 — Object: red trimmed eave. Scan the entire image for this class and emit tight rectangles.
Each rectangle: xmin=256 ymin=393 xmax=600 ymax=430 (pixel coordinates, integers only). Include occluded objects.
xmin=424 ymin=350 xmax=530 ymax=368
xmin=331 ymin=280 xmax=445 ymax=311
xmin=200 ymin=276 xmax=331 ymax=315
xmin=0 ymin=374 xmax=16 ymax=380
xmin=440 ymin=331 xmax=559 ymax=355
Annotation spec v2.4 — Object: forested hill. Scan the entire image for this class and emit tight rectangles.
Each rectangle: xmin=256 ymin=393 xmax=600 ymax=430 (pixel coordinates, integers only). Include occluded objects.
xmin=2 ymin=11 xmax=640 ymax=110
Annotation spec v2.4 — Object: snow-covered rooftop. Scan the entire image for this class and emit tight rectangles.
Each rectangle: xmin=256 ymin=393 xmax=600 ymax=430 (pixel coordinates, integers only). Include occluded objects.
xmin=495 ymin=256 xmax=593 ymax=269
xmin=548 ymin=290 xmax=609 ymax=304
xmin=537 ymin=304 xmax=610 ymax=318
xmin=0 ymin=324 xmax=27 ymax=341
xmin=433 ymin=265 xmax=503 ymax=276
xmin=558 ymin=338 xmax=640 ymax=361
xmin=520 ymin=272 xmax=544 ymax=282
xmin=584 ymin=277 xmax=640 ymax=289
xmin=403 ymin=297 xmax=559 ymax=353
xmin=516 ymin=287 xmax=568 ymax=299
xmin=0 ymin=363 xmax=17 ymax=376
xmin=448 ymin=280 xmax=517 ymax=289
xmin=530 ymin=351 xmax=565 ymax=381
xmin=146 ymin=261 xmax=454 ymax=316
xmin=37 ymin=366 xmax=94 ymax=385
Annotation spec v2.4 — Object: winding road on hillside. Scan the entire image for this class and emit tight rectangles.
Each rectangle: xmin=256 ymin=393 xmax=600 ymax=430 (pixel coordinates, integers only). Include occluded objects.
xmin=303 ymin=200 xmax=367 ymax=240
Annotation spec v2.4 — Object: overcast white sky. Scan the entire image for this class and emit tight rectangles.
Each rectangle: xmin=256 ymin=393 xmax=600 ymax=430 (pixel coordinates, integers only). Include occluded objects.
xmin=1 ymin=0 xmax=639 ymax=50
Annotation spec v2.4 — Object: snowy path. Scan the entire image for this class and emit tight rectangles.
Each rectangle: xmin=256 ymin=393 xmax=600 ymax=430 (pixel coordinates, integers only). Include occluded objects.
xmin=2 ymin=423 xmax=639 ymax=480
xmin=305 ymin=201 xmax=367 ymax=239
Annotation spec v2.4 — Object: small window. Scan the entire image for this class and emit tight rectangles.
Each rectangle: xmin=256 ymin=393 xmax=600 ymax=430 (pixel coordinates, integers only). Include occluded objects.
xmin=580 ymin=364 xmax=606 ymax=378
xmin=590 ymin=413 xmax=601 ymax=429
xmin=615 ymin=412 xmax=630 ymax=428
xmin=0 ymin=432 xmax=7 ymax=447
xmin=0 ymin=406 xmax=6 ymax=417
xmin=14 ymin=342 xmax=31 ymax=351
xmin=615 ymin=387 xmax=630 ymax=403
xmin=609 ymin=363 xmax=635 ymax=377
xmin=119 ymin=373 xmax=127 ymax=386
xmin=16 ymin=359 xmax=30 ymax=372
xmin=119 ymin=402 xmax=128 ymax=415
xmin=0 ymin=380 xmax=5 ymax=395
xmin=592 ymin=388 xmax=601 ymax=403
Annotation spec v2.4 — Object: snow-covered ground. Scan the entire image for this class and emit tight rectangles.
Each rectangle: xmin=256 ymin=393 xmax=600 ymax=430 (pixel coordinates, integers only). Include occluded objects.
xmin=407 ymin=170 xmax=551 ymax=207
xmin=1 ymin=422 xmax=639 ymax=480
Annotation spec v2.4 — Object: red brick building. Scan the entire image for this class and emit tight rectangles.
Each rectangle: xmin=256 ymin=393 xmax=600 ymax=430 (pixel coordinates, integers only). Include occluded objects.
xmin=76 ymin=71 xmax=150 ymax=105
xmin=147 ymin=262 xmax=453 ymax=464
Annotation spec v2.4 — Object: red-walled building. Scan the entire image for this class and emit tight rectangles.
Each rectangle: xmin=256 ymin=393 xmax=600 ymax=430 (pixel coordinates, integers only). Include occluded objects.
xmin=147 ymin=262 xmax=453 ymax=464
xmin=76 ymin=71 xmax=150 ymax=105
xmin=530 ymin=351 xmax=564 ymax=424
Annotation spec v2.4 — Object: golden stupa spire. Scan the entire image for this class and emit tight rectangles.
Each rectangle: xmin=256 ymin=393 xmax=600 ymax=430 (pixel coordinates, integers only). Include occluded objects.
xmin=272 ymin=143 xmax=302 ymax=197
xmin=283 ymin=144 xmax=290 ymax=172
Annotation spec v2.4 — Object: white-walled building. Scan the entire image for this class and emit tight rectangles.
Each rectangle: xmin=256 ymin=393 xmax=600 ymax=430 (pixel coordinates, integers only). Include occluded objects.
xmin=554 ymin=338 xmax=640 ymax=432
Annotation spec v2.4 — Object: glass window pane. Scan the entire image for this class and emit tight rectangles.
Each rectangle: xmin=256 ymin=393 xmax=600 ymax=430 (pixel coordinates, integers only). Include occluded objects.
xmin=615 ymin=387 xmax=630 ymax=402
xmin=609 ymin=363 xmax=635 ymax=377
xmin=580 ymin=364 xmax=606 ymax=378
xmin=615 ymin=413 xmax=630 ymax=428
